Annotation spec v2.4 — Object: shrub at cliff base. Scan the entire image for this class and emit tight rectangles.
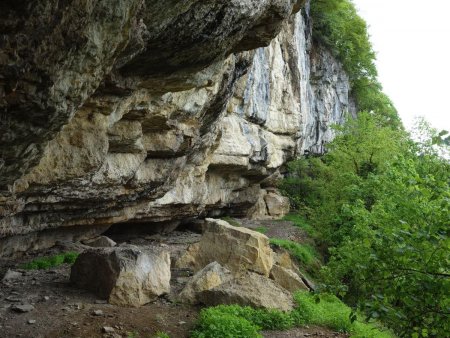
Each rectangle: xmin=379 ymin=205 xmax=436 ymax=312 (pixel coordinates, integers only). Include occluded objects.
xmin=190 ymin=293 xmax=392 ymax=338
xmin=280 ymin=113 xmax=450 ymax=337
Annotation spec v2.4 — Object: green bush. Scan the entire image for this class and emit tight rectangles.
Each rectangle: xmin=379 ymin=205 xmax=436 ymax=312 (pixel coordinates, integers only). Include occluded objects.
xmin=191 ymin=299 xmax=391 ymax=338
xmin=207 ymin=305 xmax=294 ymax=331
xmin=293 ymin=292 xmax=393 ymax=337
xmin=281 ymin=214 xmax=316 ymax=237
xmin=191 ymin=305 xmax=297 ymax=337
xmin=21 ymin=252 xmax=79 ymax=270
xmin=191 ymin=307 xmax=262 ymax=338
xmin=281 ymin=113 xmax=450 ymax=336
xmin=269 ymin=238 xmax=320 ymax=276
xmin=293 ymin=292 xmax=352 ymax=332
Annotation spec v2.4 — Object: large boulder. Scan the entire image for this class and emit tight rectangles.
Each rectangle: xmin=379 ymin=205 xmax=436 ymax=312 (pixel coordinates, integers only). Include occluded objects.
xmin=176 ymin=218 xmax=274 ymax=276
xmin=270 ymin=264 xmax=309 ymax=293
xmin=197 ymin=271 xmax=294 ymax=312
xmin=264 ymin=192 xmax=290 ymax=218
xmin=70 ymin=245 xmax=170 ymax=307
xmin=179 ymin=262 xmax=233 ymax=303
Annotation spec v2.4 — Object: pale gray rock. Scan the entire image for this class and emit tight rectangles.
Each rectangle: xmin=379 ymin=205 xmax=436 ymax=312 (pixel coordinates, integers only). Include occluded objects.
xmin=70 ymin=245 xmax=171 ymax=307
xmin=198 ymin=272 xmax=294 ymax=312
xmin=270 ymin=264 xmax=310 ymax=292
xmin=176 ymin=218 xmax=274 ymax=276
xmin=264 ymin=192 xmax=291 ymax=218
xmin=2 ymin=269 xmax=22 ymax=283
xmin=92 ymin=310 xmax=103 ymax=316
xmin=179 ymin=262 xmax=233 ymax=304
xmin=102 ymin=326 xmax=115 ymax=333
xmin=83 ymin=236 xmax=117 ymax=248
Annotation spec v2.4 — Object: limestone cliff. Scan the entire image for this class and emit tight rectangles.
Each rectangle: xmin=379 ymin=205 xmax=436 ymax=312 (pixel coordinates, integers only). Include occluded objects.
xmin=0 ymin=0 xmax=355 ymax=256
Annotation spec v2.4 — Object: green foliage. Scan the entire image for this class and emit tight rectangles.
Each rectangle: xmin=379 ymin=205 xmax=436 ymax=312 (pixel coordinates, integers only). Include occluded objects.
xmin=281 ymin=113 xmax=450 ymax=336
xmin=254 ymin=226 xmax=268 ymax=234
xmin=282 ymin=213 xmax=316 ymax=236
xmin=20 ymin=252 xmax=79 ymax=270
xmin=191 ymin=305 xmax=297 ymax=337
xmin=153 ymin=332 xmax=170 ymax=338
xmin=270 ymin=239 xmax=318 ymax=266
xmin=293 ymin=292 xmax=394 ymax=337
xmin=191 ymin=306 xmax=262 ymax=338
xmin=310 ymin=0 xmax=376 ymax=81
xmin=310 ymin=0 xmax=400 ymax=124
xmin=191 ymin=298 xmax=391 ymax=337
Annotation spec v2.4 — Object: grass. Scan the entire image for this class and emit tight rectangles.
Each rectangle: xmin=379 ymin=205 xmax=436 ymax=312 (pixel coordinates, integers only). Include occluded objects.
xmin=293 ymin=292 xmax=394 ymax=338
xmin=269 ymin=238 xmax=321 ymax=278
xmin=20 ymin=252 xmax=79 ymax=270
xmin=254 ymin=226 xmax=268 ymax=234
xmin=221 ymin=216 xmax=241 ymax=227
xmin=191 ymin=305 xmax=293 ymax=338
xmin=282 ymin=213 xmax=316 ymax=236
xmin=191 ymin=294 xmax=394 ymax=338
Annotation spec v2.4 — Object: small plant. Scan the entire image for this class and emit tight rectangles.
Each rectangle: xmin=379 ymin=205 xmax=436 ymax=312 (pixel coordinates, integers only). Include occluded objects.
xmin=153 ymin=332 xmax=170 ymax=338
xmin=190 ymin=305 xmax=295 ymax=337
xmin=270 ymin=238 xmax=319 ymax=264
xmin=191 ymin=301 xmax=392 ymax=338
xmin=293 ymin=292 xmax=393 ymax=337
xmin=282 ymin=214 xmax=316 ymax=236
xmin=20 ymin=252 xmax=79 ymax=270
xmin=254 ymin=226 xmax=268 ymax=234
xmin=220 ymin=216 xmax=241 ymax=227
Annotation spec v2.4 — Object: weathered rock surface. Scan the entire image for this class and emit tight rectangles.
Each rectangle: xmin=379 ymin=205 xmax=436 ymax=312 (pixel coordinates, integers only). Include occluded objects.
xmin=177 ymin=220 xmax=304 ymax=310
xmin=1 ymin=269 xmax=22 ymax=283
xmin=176 ymin=218 xmax=274 ymax=276
xmin=70 ymin=245 xmax=170 ymax=307
xmin=198 ymin=271 xmax=294 ymax=312
xmin=264 ymin=192 xmax=291 ymax=218
xmin=270 ymin=264 xmax=309 ymax=293
xmin=179 ymin=262 xmax=233 ymax=303
xmin=11 ymin=304 xmax=35 ymax=313
xmin=0 ymin=1 xmax=355 ymax=256
xmin=82 ymin=236 xmax=117 ymax=248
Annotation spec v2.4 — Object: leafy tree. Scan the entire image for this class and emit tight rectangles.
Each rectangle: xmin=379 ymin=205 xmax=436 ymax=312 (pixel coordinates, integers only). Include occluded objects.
xmin=281 ymin=113 xmax=450 ymax=336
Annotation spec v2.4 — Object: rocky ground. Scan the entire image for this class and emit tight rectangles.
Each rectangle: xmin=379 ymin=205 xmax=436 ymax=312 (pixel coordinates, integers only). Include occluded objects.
xmin=0 ymin=219 xmax=347 ymax=338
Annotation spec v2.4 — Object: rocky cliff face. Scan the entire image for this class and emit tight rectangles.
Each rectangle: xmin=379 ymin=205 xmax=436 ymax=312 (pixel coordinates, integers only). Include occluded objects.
xmin=0 ymin=0 xmax=355 ymax=256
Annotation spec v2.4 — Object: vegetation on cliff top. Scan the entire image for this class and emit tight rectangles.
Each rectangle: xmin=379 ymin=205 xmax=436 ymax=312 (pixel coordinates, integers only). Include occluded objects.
xmin=280 ymin=113 xmax=450 ymax=337
xmin=310 ymin=0 xmax=399 ymax=125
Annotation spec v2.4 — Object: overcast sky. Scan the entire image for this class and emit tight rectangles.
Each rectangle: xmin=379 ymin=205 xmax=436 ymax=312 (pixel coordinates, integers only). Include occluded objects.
xmin=352 ymin=0 xmax=450 ymax=132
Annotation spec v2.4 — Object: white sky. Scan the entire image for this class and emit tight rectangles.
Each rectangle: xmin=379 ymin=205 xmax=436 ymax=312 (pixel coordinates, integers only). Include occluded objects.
xmin=352 ymin=0 xmax=450 ymax=132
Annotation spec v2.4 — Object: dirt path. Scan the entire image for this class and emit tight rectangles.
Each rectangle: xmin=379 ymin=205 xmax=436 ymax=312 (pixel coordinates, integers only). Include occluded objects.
xmin=263 ymin=327 xmax=349 ymax=337
xmin=238 ymin=219 xmax=313 ymax=245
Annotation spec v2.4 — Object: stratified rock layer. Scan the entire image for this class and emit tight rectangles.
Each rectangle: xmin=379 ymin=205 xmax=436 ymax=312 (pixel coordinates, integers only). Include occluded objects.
xmin=0 ymin=1 xmax=355 ymax=255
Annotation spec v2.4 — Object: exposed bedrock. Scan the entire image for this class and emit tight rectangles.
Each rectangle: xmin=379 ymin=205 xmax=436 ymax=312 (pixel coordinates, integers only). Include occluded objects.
xmin=0 ymin=1 xmax=355 ymax=256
